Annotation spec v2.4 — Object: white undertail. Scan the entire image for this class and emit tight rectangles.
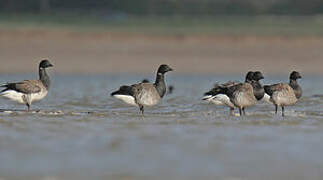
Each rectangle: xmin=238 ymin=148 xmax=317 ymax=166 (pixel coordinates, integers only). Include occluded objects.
xmin=112 ymin=95 xmax=137 ymax=106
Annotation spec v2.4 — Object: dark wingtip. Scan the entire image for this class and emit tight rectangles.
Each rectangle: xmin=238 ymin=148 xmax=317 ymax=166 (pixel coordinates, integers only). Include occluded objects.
xmin=110 ymin=91 xmax=118 ymax=96
xmin=0 ymin=83 xmax=8 ymax=87
xmin=202 ymin=97 xmax=209 ymax=101
xmin=263 ymin=85 xmax=271 ymax=95
xmin=0 ymin=89 xmax=7 ymax=93
xmin=203 ymin=92 xmax=210 ymax=96
xmin=0 ymin=83 xmax=9 ymax=92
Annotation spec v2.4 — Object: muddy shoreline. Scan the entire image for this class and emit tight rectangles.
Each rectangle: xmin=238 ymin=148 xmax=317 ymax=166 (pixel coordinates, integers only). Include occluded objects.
xmin=0 ymin=29 xmax=322 ymax=75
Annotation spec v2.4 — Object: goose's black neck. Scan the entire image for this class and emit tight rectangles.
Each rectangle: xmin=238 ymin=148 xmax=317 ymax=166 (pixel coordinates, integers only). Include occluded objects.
xmin=39 ymin=68 xmax=50 ymax=90
xmin=289 ymin=79 xmax=298 ymax=86
xmin=251 ymin=80 xmax=265 ymax=101
xmin=154 ymin=72 xmax=166 ymax=98
xmin=290 ymin=79 xmax=302 ymax=99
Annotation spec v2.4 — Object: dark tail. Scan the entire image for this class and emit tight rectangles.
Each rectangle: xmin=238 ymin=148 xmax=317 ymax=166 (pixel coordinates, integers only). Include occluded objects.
xmin=0 ymin=83 xmax=8 ymax=88
xmin=0 ymin=83 xmax=9 ymax=93
xmin=110 ymin=90 xmax=119 ymax=96
xmin=263 ymin=85 xmax=273 ymax=96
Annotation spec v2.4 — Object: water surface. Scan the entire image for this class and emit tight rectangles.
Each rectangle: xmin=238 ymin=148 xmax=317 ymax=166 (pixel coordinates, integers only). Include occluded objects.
xmin=0 ymin=74 xmax=322 ymax=180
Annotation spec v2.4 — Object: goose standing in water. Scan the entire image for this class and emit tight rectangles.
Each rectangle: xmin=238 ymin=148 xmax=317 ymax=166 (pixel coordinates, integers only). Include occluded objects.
xmin=220 ymin=76 xmax=257 ymax=116
xmin=111 ymin=64 xmax=173 ymax=115
xmin=202 ymin=71 xmax=254 ymax=115
xmin=264 ymin=71 xmax=302 ymax=116
xmin=0 ymin=59 xmax=53 ymax=111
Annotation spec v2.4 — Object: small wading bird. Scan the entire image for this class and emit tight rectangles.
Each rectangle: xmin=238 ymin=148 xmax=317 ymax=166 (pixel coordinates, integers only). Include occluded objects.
xmin=264 ymin=71 xmax=302 ymax=116
xmin=111 ymin=64 xmax=173 ymax=115
xmin=0 ymin=59 xmax=53 ymax=111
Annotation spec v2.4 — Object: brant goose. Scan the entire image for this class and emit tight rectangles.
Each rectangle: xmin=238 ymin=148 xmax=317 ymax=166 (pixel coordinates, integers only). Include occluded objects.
xmin=109 ymin=79 xmax=152 ymax=107
xmin=220 ymin=77 xmax=257 ymax=116
xmin=202 ymin=71 xmax=254 ymax=115
xmin=264 ymin=71 xmax=302 ymax=116
xmin=0 ymin=59 xmax=53 ymax=111
xmin=111 ymin=64 xmax=173 ymax=114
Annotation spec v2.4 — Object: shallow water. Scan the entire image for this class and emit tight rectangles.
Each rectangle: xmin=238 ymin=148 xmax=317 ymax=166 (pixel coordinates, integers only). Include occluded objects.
xmin=0 ymin=73 xmax=322 ymax=180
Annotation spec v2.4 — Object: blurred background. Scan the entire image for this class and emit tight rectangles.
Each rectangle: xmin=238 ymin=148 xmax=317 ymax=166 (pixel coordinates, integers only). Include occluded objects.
xmin=0 ymin=0 xmax=322 ymax=75
xmin=1 ymin=1 xmax=323 ymax=180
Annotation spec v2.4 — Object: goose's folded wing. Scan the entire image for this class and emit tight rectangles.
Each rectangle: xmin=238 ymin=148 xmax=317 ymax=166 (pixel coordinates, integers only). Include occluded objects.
xmin=111 ymin=85 xmax=135 ymax=97
xmin=221 ymin=81 xmax=240 ymax=87
xmin=204 ymin=81 xmax=239 ymax=97
xmin=203 ymin=83 xmax=221 ymax=96
xmin=132 ymin=83 xmax=155 ymax=95
xmin=1 ymin=80 xmax=41 ymax=94
xmin=264 ymin=83 xmax=282 ymax=96
xmin=223 ymin=83 xmax=244 ymax=95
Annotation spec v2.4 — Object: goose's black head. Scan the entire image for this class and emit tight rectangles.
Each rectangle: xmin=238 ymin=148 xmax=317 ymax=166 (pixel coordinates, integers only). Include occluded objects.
xmin=253 ymin=71 xmax=264 ymax=81
xmin=245 ymin=71 xmax=254 ymax=82
xmin=157 ymin=64 xmax=173 ymax=74
xmin=290 ymin=71 xmax=302 ymax=80
xmin=39 ymin=59 xmax=53 ymax=69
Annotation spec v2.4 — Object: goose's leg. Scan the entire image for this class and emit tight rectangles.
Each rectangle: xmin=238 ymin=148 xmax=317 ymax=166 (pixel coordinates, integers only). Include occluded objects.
xmin=229 ymin=107 xmax=234 ymax=116
xmin=24 ymin=94 xmax=31 ymax=112
xmin=242 ymin=107 xmax=246 ymax=115
xmin=22 ymin=95 xmax=30 ymax=112
xmin=239 ymin=108 xmax=242 ymax=116
xmin=26 ymin=103 xmax=30 ymax=112
xmin=275 ymin=104 xmax=278 ymax=114
xmin=139 ymin=105 xmax=144 ymax=115
xmin=282 ymin=106 xmax=285 ymax=117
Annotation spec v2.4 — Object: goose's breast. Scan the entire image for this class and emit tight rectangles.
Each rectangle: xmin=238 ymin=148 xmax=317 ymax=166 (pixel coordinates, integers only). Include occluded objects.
xmin=30 ymin=89 xmax=48 ymax=103
xmin=272 ymin=90 xmax=297 ymax=106
xmin=136 ymin=87 xmax=161 ymax=106
xmin=234 ymin=91 xmax=256 ymax=107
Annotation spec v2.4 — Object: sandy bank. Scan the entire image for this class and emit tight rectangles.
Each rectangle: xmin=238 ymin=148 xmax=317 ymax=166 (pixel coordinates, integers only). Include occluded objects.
xmin=0 ymin=29 xmax=322 ymax=75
